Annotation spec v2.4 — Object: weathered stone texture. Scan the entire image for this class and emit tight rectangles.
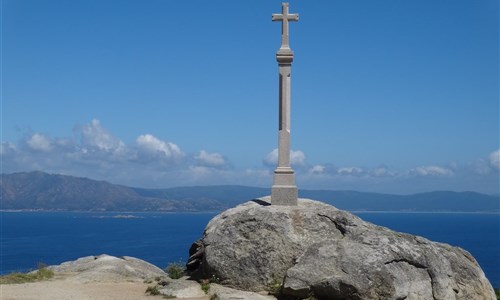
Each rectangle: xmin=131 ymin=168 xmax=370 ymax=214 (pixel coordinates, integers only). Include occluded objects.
xmin=188 ymin=197 xmax=496 ymax=300
xmin=49 ymin=254 xmax=166 ymax=282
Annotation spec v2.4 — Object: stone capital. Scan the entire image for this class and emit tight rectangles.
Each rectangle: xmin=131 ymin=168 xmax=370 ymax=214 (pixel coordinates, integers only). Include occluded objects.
xmin=276 ymin=49 xmax=294 ymax=64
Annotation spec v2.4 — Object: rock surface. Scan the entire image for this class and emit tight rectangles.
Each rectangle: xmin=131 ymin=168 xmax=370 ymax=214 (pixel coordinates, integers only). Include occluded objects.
xmin=189 ymin=197 xmax=496 ymax=300
xmin=208 ymin=283 xmax=277 ymax=300
xmin=157 ymin=276 xmax=207 ymax=298
xmin=49 ymin=254 xmax=166 ymax=282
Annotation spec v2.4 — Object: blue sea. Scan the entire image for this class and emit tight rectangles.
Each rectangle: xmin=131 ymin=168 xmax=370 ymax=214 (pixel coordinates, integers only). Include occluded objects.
xmin=1 ymin=211 xmax=499 ymax=288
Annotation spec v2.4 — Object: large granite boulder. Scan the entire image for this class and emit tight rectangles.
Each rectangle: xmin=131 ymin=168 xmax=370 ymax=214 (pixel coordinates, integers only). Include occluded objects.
xmin=188 ymin=198 xmax=496 ymax=300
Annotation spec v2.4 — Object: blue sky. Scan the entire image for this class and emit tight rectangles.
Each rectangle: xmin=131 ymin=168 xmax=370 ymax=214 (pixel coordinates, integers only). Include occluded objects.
xmin=1 ymin=0 xmax=499 ymax=194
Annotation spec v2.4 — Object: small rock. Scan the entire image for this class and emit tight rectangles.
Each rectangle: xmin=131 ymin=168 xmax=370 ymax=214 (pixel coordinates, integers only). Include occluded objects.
xmin=209 ymin=283 xmax=277 ymax=300
xmin=158 ymin=277 xmax=207 ymax=298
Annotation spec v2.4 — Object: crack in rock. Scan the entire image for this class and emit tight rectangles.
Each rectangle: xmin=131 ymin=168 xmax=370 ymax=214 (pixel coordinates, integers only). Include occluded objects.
xmin=318 ymin=213 xmax=347 ymax=236
xmin=384 ymin=258 xmax=427 ymax=270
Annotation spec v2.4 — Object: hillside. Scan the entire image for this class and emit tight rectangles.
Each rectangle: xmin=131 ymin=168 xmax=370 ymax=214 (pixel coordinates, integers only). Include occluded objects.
xmin=1 ymin=171 xmax=498 ymax=212
xmin=0 ymin=172 xmax=200 ymax=211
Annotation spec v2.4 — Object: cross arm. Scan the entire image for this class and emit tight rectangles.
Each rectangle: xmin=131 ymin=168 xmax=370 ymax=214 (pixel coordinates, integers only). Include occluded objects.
xmin=272 ymin=14 xmax=299 ymax=22
xmin=271 ymin=14 xmax=282 ymax=21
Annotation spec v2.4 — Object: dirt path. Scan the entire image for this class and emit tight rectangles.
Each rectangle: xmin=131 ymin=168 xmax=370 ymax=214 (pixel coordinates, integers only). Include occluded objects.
xmin=0 ymin=278 xmax=210 ymax=300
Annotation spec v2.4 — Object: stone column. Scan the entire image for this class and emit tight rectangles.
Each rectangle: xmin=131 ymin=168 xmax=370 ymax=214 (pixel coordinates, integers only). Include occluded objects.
xmin=271 ymin=3 xmax=299 ymax=206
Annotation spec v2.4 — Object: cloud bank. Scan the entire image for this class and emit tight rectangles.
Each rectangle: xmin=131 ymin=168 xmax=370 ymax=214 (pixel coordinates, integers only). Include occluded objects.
xmin=264 ymin=149 xmax=306 ymax=167
xmin=1 ymin=119 xmax=498 ymax=194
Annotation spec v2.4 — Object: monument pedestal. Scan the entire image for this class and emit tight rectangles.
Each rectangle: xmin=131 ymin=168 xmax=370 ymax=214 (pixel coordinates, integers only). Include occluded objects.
xmin=272 ymin=167 xmax=298 ymax=205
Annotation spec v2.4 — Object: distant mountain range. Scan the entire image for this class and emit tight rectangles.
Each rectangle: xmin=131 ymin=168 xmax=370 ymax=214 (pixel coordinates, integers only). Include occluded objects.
xmin=1 ymin=171 xmax=498 ymax=212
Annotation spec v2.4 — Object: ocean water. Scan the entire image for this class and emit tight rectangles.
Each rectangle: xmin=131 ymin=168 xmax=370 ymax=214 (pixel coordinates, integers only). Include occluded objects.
xmin=1 ymin=211 xmax=499 ymax=288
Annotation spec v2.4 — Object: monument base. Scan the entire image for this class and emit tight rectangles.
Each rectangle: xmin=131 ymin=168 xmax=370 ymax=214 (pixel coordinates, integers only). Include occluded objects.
xmin=271 ymin=185 xmax=298 ymax=206
xmin=272 ymin=167 xmax=298 ymax=206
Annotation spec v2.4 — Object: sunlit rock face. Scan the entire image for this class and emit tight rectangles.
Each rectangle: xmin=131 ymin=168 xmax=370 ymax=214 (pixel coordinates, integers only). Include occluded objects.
xmin=188 ymin=197 xmax=496 ymax=300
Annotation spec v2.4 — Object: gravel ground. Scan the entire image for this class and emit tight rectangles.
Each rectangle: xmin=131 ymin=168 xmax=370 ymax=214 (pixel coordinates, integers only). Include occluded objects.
xmin=0 ymin=277 xmax=210 ymax=300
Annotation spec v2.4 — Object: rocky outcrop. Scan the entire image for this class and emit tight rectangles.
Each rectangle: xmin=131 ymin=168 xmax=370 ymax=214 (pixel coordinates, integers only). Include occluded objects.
xmin=188 ymin=197 xmax=496 ymax=299
xmin=49 ymin=254 xmax=166 ymax=282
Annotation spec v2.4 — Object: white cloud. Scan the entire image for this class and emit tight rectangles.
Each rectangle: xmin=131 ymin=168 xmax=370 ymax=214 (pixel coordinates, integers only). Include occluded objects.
xmin=337 ymin=167 xmax=365 ymax=176
xmin=195 ymin=150 xmax=226 ymax=167
xmin=2 ymin=120 xmax=499 ymax=193
xmin=26 ymin=133 xmax=53 ymax=152
xmin=264 ymin=149 xmax=278 ymax=165
xmin=80 ymin=119 xmax=125 ymax=152
xmin=412 ymin=166 xmax=454 ymax=177
xmin=371 ymin=167 xmax=393 ymax=177
xmin=307 ymin=164 xmax=398 ymax=178
xmin=0 ymin=142 xmax=17 ymax=156
xmin=136 ymin=134 xmax=184 ymax=161
xmin=291 ymin=150 xmax=306 ymax=166
xmin=264 ymin=149 xmax=306 ymax=167
xmin=489 ymin=150 xmax=500 ymax=170
xmin=470 ymin=159 xmax=491 ymax=175
xmin=465 ymin=150 xmax=500 ymax=175
xmin=309 ymin=164 xmax=326 ymax=175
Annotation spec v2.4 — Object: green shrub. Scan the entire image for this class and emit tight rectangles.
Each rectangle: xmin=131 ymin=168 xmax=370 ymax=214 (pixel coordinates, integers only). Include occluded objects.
xmin=145 ymin=285 xmax=160 ymax=295
xmin=210 ymin=274 xmax=220 ymax=284
xmin=198 ymin=275 xmax=221 ymax=295
xmin=0 ymin=264 xmax=54 ymax=284
xmin=495 ymin=289 xmax=499 ymax=300
xmin=33 ymin=267 xmax=54 ymax=280
xmin=267 ymin=275 xmax=283 ymax=296
xmin=165 ymin=262 xmax=185 ymax=279
xmin=200 ymin=279 xmax=210 ymax=294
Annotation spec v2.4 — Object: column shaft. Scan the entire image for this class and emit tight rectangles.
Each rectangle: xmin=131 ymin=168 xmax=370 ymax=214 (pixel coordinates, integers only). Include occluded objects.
xmin=271 ymin=57 xmax=298 ymax=206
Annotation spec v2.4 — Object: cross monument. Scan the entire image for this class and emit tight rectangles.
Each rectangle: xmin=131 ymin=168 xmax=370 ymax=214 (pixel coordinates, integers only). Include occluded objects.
xmin=271 ymin=2 xmax=299 ymax=206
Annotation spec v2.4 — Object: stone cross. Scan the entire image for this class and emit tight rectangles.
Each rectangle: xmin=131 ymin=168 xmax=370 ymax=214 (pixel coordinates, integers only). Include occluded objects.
xmin=272 ymin=2 xmax=299 ymax=51
xmin=271 ymin=2 xmax=299 ymax=206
